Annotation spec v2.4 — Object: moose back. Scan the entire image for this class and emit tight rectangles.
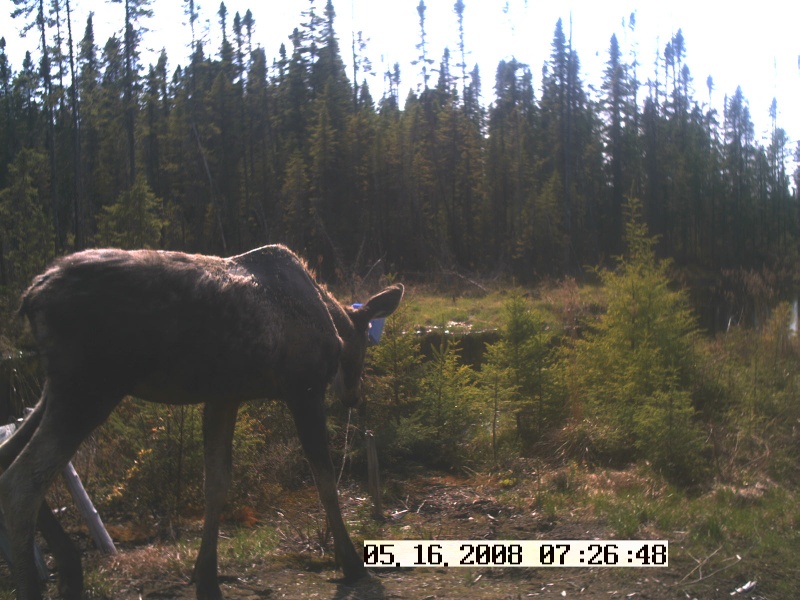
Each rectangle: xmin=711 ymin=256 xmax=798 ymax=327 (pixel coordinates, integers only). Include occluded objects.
xmin=0 ymin=244 xmax=403 ymax=600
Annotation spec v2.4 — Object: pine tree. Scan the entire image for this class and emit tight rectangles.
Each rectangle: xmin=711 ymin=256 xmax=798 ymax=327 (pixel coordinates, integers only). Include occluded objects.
xmin=486 ymin=59 xmax=544 ymax=273
xmin=569 ymin=199 xmax=706 ymax=483
xmin=11 ymin=0 xmax=61 ymax=251
xmin=111 ymin=0 xmax=152 ymax=186
xmin=723 ymin=86 xmax=756 ymax=263
xmin=92 ymin=35 xmax=128 ymax=225
xmin=62 ymin=0 xmax=85 ymax=248
xmin=0 ymin=38 xmax=14 ymax=191
xmin=76 ymin=14 xmax=100 ymax=233
xmin=281 ymin=150 xmax=311 ymax=252
xmin=142 ymin=51 xmax=169 ymax=201
xmin=184 ymin=0 xmax=199 ymax=52
xmin=0 ymin=149 xmax=55 ymax=288
xmin=453 ymin=0 xmax=467 ymax=93
xmin=96 ymin=174 xmax=164 ymax=249
xmin=601 ymin=34 xmax=627 ymax=253
xmin=413 ymin=0 xmax=433 ymax=90
xmin=539 ymin=18 xmax=597 ymax=271
xmin=243 ymin=46 xmax=272 ymax=244
xmin=481 ymin=292 xmax=558 ymax=456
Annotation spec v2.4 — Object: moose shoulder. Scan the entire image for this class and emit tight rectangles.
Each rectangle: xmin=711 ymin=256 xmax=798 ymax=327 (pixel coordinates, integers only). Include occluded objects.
xmin=0 ymin=244 xmax=403 ymax=600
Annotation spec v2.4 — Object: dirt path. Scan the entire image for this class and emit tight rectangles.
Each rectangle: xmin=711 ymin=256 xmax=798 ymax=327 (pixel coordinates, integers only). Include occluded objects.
xmin=110 ymin=563 xmax=684 ymax=599
xmin=66 ymin=473 xmax=754 ymax=600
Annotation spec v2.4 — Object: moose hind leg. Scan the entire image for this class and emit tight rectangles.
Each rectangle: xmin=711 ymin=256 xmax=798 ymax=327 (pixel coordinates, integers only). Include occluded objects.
xmin=193 ymin=401 xmax=240 ymax=600
xmin=0 ymin=390 xmax=118 ymax=600
xmin=0 ymin=395 xmax=83 ymax=599
xmin=38 ymin=503 xmax=83 ymax=599
xmin=289 ymin=396 xmax=367 ymax=581
xmin=0 ymin=396 xmax=45 ymax=469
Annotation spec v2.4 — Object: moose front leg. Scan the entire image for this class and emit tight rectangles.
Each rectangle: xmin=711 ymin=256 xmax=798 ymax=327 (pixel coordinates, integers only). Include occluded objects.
xmin=289 ymin=395 xmax=367 ymax=581
xmin=193 ymin=401 xmax=240 ymax=600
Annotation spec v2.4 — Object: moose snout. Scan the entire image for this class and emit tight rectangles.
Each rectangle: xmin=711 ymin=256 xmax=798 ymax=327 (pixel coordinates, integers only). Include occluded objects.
xmin=332 ymin=369 xmax=362 ymax=408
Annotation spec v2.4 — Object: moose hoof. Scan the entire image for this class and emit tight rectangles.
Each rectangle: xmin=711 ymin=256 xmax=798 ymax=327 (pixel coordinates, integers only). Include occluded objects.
xmin=56 ymin=558 xmax=84 ymax=600
xmin=194 ymin=574 xmax=224 ymax=600
xmin=58 ymin=579 xmax=84 ymax=600
xmin=195 ymin=586 xmax=224 ymax=600
xmin=341 ymin=560 xmax=369 ymax=582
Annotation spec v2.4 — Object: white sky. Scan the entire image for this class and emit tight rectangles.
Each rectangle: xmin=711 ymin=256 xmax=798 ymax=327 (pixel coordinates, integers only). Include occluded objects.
xmin=2 ymin=0 xmax=799 ymax=152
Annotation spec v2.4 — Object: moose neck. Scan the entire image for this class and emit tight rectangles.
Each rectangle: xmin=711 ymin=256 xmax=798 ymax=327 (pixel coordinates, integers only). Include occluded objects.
xmin=319 ymin=287 xmax=357 ymax=345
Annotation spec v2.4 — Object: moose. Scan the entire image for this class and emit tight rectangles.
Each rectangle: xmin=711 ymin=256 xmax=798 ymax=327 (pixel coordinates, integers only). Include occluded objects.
xmin=0 ymin=244 xmax=403 ymax=600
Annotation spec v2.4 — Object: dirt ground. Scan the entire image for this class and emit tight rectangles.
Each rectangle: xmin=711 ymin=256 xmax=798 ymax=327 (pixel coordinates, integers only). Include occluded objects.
xmin=3 ymin=474 xmax=763 ymax=599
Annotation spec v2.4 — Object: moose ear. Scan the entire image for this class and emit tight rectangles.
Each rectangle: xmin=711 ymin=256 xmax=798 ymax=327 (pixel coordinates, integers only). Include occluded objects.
xmin=355 ymin=284 xmax=404 ymax=322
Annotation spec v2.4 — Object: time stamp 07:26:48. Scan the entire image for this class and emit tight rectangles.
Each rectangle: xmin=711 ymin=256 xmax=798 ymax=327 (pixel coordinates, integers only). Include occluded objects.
xmin=363 ymin=540 xmax=668 ymax=568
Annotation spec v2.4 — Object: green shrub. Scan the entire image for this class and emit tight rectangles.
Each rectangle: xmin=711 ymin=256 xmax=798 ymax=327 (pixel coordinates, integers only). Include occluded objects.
xmin=478 ymin=291 xmax=561 ymax=459
xmin=96 ymin=400 xmax=204 ymax=522
xmin=366 ymin=300 xmax=422 ymax=408
xmin=706 ymin=302 xmax=800 ymax=484
xmin=566 ymin=200 xmax=708 ymax=483
xmin=634 ymin=390 xmax=709 ymax=485
xmin=91 ymin=397 xmax=303 ymax=528
xmin=398 ymin=339 xmax=479 ymax=468
xmin=362 ymin=297 xmax=483 ymax=469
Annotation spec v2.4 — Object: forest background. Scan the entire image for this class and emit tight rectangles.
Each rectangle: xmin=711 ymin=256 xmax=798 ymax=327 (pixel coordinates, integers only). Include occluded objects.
xmin=1 ymin=0 xmax=800 ymax=489
xmin=1 ymin=2 xmax=800 ymax=595
xmin=0 ymin=0 xmax=798 ymax=304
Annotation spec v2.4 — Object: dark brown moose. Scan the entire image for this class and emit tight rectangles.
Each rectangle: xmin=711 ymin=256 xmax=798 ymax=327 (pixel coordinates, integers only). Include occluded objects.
xmin=0 ymin=244 xmax=403 ymax=600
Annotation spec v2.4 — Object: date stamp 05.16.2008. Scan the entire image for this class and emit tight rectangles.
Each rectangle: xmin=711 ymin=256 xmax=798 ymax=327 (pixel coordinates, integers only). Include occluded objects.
xmin=364 ymin=540 xmax=668 ymax=568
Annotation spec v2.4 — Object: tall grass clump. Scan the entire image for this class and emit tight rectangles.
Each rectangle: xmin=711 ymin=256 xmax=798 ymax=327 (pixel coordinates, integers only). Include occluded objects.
xmin=706 ymin=301 xmax=800 ymax=484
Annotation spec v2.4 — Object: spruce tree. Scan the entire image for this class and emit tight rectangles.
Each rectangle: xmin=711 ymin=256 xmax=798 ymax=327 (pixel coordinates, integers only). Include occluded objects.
xmin=569 ymin=200 xmax=706 ymax=483
xmin=111 ymin=0 xmax=153 ymax=186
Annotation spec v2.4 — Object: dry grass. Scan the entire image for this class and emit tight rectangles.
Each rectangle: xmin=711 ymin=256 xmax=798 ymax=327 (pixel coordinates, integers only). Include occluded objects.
xmin=0 ymin=466 xmax=797 ymax=598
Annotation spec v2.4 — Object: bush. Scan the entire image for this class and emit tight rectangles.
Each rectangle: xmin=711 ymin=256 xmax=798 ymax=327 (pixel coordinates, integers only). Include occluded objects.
xmin=96 ymin=400 xmax=204 ymax=524
xmin=566 ymin=200 xmax=708 ymax=483
xmin=90 ymin=397 xmax=304 ymax=530
xmin=406 ymin=339 xmax=479 ymax=468
xmin=363 ymin=300 xmax=483 ymax=469
xmin=634 ymin=390 xmax=709 ymax=485
xmin=706 ymin=302 xmax=800 ymax=484
xmin=478 ymin=291 xmax=561 ymax=459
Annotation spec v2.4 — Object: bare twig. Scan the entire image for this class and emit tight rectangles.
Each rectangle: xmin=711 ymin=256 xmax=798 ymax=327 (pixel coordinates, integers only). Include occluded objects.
xmin=337 ymin=408 xmax=352 ymax=487
xmin=676 ymin=546 xmax=742 ymax=586
xmin=442 ymin=269 xmax=490 ymax=294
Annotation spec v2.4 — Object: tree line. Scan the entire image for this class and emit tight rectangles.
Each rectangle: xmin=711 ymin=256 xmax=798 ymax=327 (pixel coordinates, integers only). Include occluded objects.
xmin=1 ymin=0 xmax=798 ymax=296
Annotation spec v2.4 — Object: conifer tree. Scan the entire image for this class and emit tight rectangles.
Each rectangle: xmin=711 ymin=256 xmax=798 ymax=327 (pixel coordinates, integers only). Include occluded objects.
xmin=112 ymin=0 xmax=152 ymax=186
xmin=601 ymin=34 xmax=627 ymax=253
xmin=540 ymin=18 xmax=596 ymax=271
xmin=61 ymin=0 xmax=85 ymax=248
xmin=413 ymin=0 xmax=433 ymax=90
xmin=0 ymin=39 xmax=14 ymax=191
xmin=723 ymin=86 xmax=756 ymax=263
xmin=569 ymin=199 xmax=706 ymax=482
xmin=0 ymin=149 xmax=54 ymax=288
xmin=11 ymin=0 xmax=61 ymax=250
xmin=244 ymin=46 xmax=272 ymax=244
xmin=453 ymin=0 xmax=467 ymax=93
xmin=76 ymin=15 xmax=100 ymax=233
xmin=96 ymin=174 xmax=164 ymax=249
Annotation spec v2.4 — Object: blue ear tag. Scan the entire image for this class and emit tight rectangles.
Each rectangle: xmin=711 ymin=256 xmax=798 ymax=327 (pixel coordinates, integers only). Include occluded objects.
xmin=352 ymin=304 xmax=386 ymax=346
xmin=368 ymin=317 xmax=386 ymax=345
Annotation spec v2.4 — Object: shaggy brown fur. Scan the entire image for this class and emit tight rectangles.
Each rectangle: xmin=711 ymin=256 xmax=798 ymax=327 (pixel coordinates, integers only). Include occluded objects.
xmin=1 ymin=245 xmax=403 ymax=600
